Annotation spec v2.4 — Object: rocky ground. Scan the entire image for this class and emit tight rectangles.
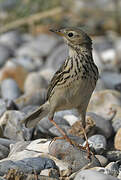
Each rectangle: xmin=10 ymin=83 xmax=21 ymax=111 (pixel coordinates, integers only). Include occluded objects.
xmin=0 ymin=30 xmax=121 ymax=179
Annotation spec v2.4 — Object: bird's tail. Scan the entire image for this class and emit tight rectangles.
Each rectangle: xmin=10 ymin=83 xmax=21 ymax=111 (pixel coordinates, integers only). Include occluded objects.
xmin=22 ymin=101 xmax=50 ymax=128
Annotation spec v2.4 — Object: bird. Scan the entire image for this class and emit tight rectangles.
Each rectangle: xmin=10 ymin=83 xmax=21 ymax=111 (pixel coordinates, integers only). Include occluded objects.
xmin=22 ymin=27 xmax=99 ymax=158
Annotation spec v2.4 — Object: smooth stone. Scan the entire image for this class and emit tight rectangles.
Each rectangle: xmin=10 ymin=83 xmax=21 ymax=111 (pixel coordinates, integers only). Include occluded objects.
xmin=0 ymin=144 xmax=9 ymax=160
xmin=1 ymin=78 xmax=21 ymax=100
xmin=12 ymin=56 xmax=43 ymax=72
xmin=95 ymin=155 xmax=108 ymax=167
xmin=7 ymin=139 xmax=69 ymax=173
xmin=74 ymin=169 xmax=119 ymax=180
xmin=16 ymin=34 xmax=59 ymax=58
xmin=95 ymin=78 xmax=106 ymax=91
xmin=105 ymin=162 xmax=119 ymax=177
xmin=35 ymin=116 xmax=70 ymax=137
xmin=46 ymin=43 xmax=68 ymax=71
xmin=87 ymin=112 xmax=113 ymax=138
xmin=0 ymin=138 xmax=15 ymax=147
xmin=39 ymin=68 xmax=55 ymax=82
xmin=0 ymin=31 xmax=23 ymax=49
xmin=0 ymin=99 xmax=8 ymax=118
xmin=111 ymin=104 xmax=121 ymax=132
xmin=100 ymin=71 xmax=121 ymax=89
xmin=0 ymin=61 xmax=28 ymax=91
xmin=21 ymin=105 xmax=39 ymax=115
xmin=114 ymin=128 xmax=121 ymax=150
xmin=0 ymin=44 xmax=13 ymax=67
xmin=0 ymin=157 xmax=58 ymax=176
xmin=0 ymin=99 xmax=18 ymax=118
xmin=88 ymin=89 xmax=121 ymax=118
xmin=15 ymin=89 xmax=46 ymax=109
xmin=106 ymin=151 xmax=121 ymax=161
xmin=49 ymin=139 xmax=100 ymax=173
xmin=24 ymin=72 xmax=48 ymax=94
xmin=0 ymin=110 xmax=31 ymax=141
xmin=49 ymin=125 xmax=70 ymax=137
xmin=92 ymin=49 xmax=104 ymax=72
xmin=83 ymin=135 xmax=107 ymax=154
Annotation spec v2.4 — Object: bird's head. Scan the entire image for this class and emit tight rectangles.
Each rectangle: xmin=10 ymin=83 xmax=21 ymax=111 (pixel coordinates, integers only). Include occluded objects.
xmin=50 ymin=27 xmax=92 ymax=51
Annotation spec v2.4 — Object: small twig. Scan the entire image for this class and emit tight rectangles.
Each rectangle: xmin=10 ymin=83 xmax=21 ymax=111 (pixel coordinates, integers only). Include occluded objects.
xmin=0 ymin=7 xmax=63 ymax=34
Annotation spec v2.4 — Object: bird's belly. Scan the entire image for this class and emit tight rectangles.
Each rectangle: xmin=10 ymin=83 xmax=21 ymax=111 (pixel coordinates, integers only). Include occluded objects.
xmin=51 ymin=77 xmax=95 ymax=112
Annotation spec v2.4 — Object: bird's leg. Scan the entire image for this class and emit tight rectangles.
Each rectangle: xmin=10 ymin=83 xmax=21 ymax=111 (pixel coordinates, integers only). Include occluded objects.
xmin=82 ymin=126 xmax=93 ymax=159
xmin=49 ymin=118 xmax=86 ymax=151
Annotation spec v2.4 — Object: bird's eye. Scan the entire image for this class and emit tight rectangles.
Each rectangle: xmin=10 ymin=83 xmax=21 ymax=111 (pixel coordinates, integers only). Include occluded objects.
xmin=68 ymin=32 xmax=73 ymax=37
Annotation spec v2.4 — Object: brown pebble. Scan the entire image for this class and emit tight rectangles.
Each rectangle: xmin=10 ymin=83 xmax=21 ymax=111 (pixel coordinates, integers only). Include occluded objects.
xmin=114 ymin=128 xmax=121 ymax=150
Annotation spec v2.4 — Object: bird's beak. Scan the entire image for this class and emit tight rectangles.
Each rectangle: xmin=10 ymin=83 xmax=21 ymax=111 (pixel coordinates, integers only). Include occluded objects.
xmin=50 ymin=29 xmax=65 ymax=37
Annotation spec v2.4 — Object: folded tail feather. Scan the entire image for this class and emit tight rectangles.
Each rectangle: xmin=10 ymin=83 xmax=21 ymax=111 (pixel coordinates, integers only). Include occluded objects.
xmin=22 ymin=101 xmax=50 ymax=128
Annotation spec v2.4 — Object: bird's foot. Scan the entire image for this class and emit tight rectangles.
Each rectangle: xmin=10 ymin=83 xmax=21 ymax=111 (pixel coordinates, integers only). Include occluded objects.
xmin=81 ymin=141 xmax=93 ymax=160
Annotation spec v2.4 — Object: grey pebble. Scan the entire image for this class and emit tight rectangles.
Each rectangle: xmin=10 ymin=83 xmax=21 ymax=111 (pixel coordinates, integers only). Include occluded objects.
xmin=106 ymin=151 xmax=121 ymax=161
xmin=0 ymin=31 xmax=23 ymax=49
xmin=49 ymin=125 xmax=70 ymax=137
xmin=0 ymin=110 xmax=29 ymax=141
xmin=46 ymin=43 xmax=68 ymax=71
xmin=12 ymin=56 xmax=43 ymax=72
xmin=112 ymin=118 xmax=121 ymax=133
xmin=87 ymin=112 xmax=113 ymax=138
xmin=0 ymin=144 xmax=9 ymax=160
xmin=24 ymin=72 xmax=48 ymax=94
xmin=49 ymin=139 xmax=100 ymax=173
xmin=16 ymin=34 xmax=59 ymax=58
xmin=34 ymin=116 xmax=70 ymax=138
xmin=0 ymin=157 xmax=58 ymax=176
xmin=0 ymin=99 xmax=8 ymax=117
xmin=100 ymin=71 xmax=121 ymax=90
xmin=21 ymin=105 xmax=39 ymax=115
xmin=1 ymin=78 xmax=21 ymax=100
xmin=15 ymin=89 xmax=47 ymax=109
xmin=105 ymin=162 xmax=119 ymax=177
xmin=83 ymin=134 xmax=107 ymax=154
xmin=0 ymin=44 xmax=13 ymax=67
xmin=95 ymin=155 xmax=108 ymax=167
xmin=74 ymin=169 xmax=119 ymax=180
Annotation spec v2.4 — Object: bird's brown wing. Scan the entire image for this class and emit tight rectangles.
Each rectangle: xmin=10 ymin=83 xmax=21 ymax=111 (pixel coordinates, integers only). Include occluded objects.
xmin=47 ymin=57 xmax=71 ymax=100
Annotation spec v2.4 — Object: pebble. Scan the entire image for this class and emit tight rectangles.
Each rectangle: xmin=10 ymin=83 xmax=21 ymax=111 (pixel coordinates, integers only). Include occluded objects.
xmin=0 ymin=110 xmax=30 ymax=141
xmin=0 ymin=44 xmax=13 ymax=67
xmin=12 ymin=56 xmax=43 ymax=72
xmin=15 ymin=89 xmax=46 ymax=109
xmin=0 ymin=99 xmax=8 ymax=118
xmin=49 ymin=125 xmax=70 ymax=137
xmin=49 ymin=139 xmax=100 ymax=173
xmin=114 ymin=128 xmax=121 ymax=150
xmin=0 ymin=61 xmax=28 ymax=91
xmin=46 ymin=43 xmax=68 ymax=71
xmin=1 ymin=78 xmax=21 ymax=100
xmin=88 ymin=89 xmax=121 ymax=118
xmin=111 ymin=104 xmax=121 ymax=132
xmin=16 ymin=34 xmax=59 ymax=58
xmin=0 ymin=31 xmax=23 ymax=49
xmin=95 ymin=155 xmax=108 ymax=167
xmin=39 ymin=68 xmax=55 ymax=82
xmin=24 ymin=72 xmax=48 ymax=94
xmin=0 ymin=144 xmax=9 ymax=160
xmin=87 ymin=112 xmax=113 ymax=138
xmin=0 ymin=157 xmax=58 ymax=176
xmin=100 ymin=71 xmax=121 ymax=89
xmin=83 ymin=134 xmax=107 ymax=154
xmin=74 ymin=169 xmax=119 ymax=180
xmin=34 ymin=116 xmax=70 ymax=138
xmin=105 ymin=162 xmax=119 ymax=177
xmin=106 ymin=151 xmax=121 ymax=161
